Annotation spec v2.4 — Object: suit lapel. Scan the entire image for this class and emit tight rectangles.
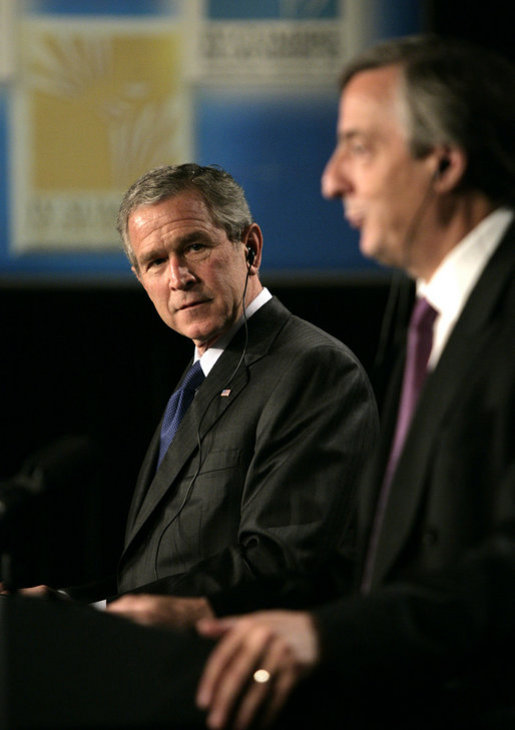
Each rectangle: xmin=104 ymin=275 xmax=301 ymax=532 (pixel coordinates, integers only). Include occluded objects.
xmin=368 ymin=226 xmax=515 ymax=587
xmin=123 ymin=354 xmax=201 ymax=537
xmin=121 ymin=297 xmax=290 ymax=556
xmin=359 ymin=354 xmax=404 ymax=542
xmin=123 ymin=423 xmax=161 ymax=536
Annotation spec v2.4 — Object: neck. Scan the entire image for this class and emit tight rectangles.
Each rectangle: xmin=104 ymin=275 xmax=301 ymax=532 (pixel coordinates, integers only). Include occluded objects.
xmin=195 ymin=279 xmax=264 ymax=357
xmin=244 ymin=277 xmax=264 ymax=309
xmin=410 ymin=192 xmax=496 ymax=282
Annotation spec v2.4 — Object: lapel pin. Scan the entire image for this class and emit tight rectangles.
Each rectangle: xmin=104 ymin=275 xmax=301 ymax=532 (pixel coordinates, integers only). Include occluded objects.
xmin=221 ymin=388 xmax=231 ymax=397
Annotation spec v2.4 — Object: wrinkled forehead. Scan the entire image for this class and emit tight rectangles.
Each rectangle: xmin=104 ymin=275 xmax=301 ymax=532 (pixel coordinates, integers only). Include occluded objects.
xmin=128 ymin=191 xmax=224 ymax=246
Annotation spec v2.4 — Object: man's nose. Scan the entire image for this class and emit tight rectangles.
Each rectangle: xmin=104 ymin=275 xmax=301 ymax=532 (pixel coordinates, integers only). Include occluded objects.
xmin=321 ymin=149 xmax=351 ymax=199
xmin=168 ymin=255 xmax=196 ymax=290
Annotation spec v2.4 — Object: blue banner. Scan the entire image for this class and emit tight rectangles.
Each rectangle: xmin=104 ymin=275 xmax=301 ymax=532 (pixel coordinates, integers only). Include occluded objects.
xmin=0 ymin=0 xmax=421 ymax=282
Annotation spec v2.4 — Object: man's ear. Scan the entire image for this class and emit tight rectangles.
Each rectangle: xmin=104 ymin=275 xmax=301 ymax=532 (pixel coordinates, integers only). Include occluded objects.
xmin=131 ymin=265 xmax=141 ymax=283
xmin=242 ymin=223 xmax=263 ymax=272
xmin=431 ymin=146 xmax=467 ymax=191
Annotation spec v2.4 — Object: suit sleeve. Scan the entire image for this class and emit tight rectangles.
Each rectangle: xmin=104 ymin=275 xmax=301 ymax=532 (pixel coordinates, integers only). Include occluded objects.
xmin=136 ymin=343 xmax=379 ymax=614
xmin=310 ymin=416 xmax=515 ymax=712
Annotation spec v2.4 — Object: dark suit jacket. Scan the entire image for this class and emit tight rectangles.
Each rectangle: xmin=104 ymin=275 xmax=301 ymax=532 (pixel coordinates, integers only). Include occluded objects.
xmin=117 ymin=297 xmax=378 ymax=614
xmin=311 ymin=222 xmax=515 ymax=728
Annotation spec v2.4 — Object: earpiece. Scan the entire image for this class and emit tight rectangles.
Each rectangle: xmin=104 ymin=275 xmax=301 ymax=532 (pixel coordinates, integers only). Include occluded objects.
xmin=437 ymin=157 xmax=451 ymax=177
xmin=246 ymin=246 xmax=256 ymax=267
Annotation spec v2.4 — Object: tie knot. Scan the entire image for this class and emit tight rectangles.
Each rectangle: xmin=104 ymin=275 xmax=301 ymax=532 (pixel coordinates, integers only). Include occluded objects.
xmin=182 ymin=360 xmax=205 ymax=392
xmin=410 ymin=297 xmax=438 ymax=332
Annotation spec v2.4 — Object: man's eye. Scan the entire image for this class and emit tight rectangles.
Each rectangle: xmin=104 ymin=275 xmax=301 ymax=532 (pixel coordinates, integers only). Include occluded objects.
xmin=148 ymin=257 xmax=165 ymax=269
xmin=350 ymin=142 xmax=368 ymax=155
xmin=184 ymin=243 xmax=210 ymax=259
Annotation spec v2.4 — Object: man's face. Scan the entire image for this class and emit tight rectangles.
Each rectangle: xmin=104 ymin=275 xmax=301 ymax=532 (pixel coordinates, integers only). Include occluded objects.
xmin=322 ymin=65 xmax=437 ymax=275
xmin=129 ymin=191 xmax=250 ymax=355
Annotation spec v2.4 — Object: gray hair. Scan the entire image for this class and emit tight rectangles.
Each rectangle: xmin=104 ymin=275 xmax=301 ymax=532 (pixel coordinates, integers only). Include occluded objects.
xmin=117 ymin=163 xmax=253 ymax=268
xmin=340 ymin=35 xmax=515 ymax=206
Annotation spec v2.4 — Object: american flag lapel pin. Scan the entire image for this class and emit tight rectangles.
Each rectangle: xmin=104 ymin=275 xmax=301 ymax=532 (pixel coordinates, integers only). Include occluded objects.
xmin=221 ymin=388 xmax=231 ymax=397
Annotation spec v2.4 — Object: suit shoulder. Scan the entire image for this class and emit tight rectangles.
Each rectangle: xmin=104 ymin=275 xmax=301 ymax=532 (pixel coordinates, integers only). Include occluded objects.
xmin=258 ymin=297 xmax=368 ymax=374
xmin=283 ymin=312 xmax=358 ymax=358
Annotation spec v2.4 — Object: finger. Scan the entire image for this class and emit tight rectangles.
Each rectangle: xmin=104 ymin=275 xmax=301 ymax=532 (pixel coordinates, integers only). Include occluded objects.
xmin=107 ymin=595 xmax=144 ymax=612
xmin=107 ymin=602 xmax=156 ymax=627
xmin=106 ymin=599 xmax=129 ymax=612
xmin=197 ymin=620 xmax=265 ymax=711
xmin=231 ymin=638 xmax=295 ymax=730
xmin=107 ymin=607 xmax=154 ymax=628
xmin=105 ymin=604 xmax=131 ymax=616
xmin=259 ymin=663 xmax=299 ymax=729
xmin=197 ymin=616 xmax=238 ymax=639
xmin=106 ymin=597 xmax=146 ymax=621
xmin=19 ymin=585 xmax=46 ymax=595
xmin=197 ymin=623 xmax=247 ymax=708
xmin=204 ymin=626 xmax=273 ymax=729
xmin=229 ymin=663 xmax=276 ymax=729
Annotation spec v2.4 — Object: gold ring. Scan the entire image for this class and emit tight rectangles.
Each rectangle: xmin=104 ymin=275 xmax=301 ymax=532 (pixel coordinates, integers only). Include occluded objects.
xmin=253 ymin=669 xmax=271 ymax=684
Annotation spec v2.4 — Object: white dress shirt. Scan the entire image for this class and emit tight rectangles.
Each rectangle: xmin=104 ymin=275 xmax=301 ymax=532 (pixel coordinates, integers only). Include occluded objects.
xmin=196 ymin=287 xmax=272 ymax=375
xmin=418 ymin=208 xmax=513 ymax=369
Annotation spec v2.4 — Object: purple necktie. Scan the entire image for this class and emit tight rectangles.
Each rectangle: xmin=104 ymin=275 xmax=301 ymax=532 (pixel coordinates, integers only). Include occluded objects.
xmin=157 ymin=360 xmax=205 ymax=467
xmin=361 ymin=297 xmax=438 ymax=592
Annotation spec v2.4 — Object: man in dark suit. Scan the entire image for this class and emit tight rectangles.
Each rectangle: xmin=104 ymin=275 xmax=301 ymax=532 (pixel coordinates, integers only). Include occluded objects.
xmin=194 ymin=35 xmax=515 ymax=729
xmin=0 ymin=164 xmax=376 ymax=728
xmin=100 ymin=163 xmax=378 ymax=626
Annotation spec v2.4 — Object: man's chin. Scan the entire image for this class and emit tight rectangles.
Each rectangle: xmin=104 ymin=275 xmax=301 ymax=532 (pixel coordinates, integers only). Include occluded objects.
xmin=172 ymin=313 xmax=235 ymax=351
xmin=184 ymin=326 xmax=224 ymax=353
xmin=359 ymin=235 xmax=383 ymax=264
xmin=360 ymin=236 xmax=399 ymax=269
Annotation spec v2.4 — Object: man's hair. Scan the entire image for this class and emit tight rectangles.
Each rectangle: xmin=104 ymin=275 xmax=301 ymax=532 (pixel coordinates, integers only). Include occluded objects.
xmin=117 ymin=163 xmax=253 ymax=268
xmin=340 ymin=34 xmax=515 ymax=206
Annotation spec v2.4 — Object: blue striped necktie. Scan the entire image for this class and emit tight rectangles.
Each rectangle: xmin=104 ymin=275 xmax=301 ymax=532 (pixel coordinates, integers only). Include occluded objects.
xmin=157 ymin=360 xmax=205 ymax=467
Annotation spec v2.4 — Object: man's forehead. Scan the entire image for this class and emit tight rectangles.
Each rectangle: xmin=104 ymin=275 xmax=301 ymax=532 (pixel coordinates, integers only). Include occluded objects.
xmin=130 ymin=191 xmax=216 ymax=232
xmin=338 ymin=66 xmax=406 ymax=130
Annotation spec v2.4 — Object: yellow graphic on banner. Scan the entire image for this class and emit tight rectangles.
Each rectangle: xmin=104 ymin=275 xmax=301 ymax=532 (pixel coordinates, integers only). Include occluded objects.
xmin=13 ymin=20 xmax=191 ymax=252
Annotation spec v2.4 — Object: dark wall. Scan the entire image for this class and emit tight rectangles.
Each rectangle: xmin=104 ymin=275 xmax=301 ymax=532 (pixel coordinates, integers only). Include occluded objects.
xmin=425 ymin=1 xmax=514 ymax=62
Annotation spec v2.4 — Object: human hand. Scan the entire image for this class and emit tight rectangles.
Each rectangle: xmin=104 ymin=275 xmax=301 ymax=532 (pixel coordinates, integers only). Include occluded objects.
xmin=0 ymin=583 xmax=70 ymax=600
xmin=196 ymin=610 xmax=319 ymax=730
xmin=106 ymin=593 xmax=214 ymax=629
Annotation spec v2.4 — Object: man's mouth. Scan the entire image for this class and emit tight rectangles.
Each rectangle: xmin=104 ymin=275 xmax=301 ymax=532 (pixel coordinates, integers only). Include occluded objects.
xmin=344 ymin=209 xmax=364 ymax=229
xmin=177 ymin=299 xmax=210 ymax=312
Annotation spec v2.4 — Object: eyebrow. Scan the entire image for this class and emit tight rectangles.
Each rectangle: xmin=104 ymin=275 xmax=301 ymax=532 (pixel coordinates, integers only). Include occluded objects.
xmin=176 ymin=230 xmax=212 ymax=247
xmin=138 ymin=248 xmax=162 ymax=267
xmin=338 ymin=129 xmax=364 ymax=143
xmin=137 ymin=230 xmax=213 ymax=267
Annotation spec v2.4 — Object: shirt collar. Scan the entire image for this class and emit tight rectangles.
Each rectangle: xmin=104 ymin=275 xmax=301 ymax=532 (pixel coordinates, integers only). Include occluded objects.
xmin=417 ymin=207 xmax=513 ymax=368
xmin=418 ymin=207 xmax=513 ymax=319
xmin=196 ymin=287 xmax=272 ymax=376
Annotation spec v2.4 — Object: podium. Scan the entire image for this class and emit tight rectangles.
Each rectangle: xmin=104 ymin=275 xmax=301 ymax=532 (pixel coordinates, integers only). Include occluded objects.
xmin=0 ymin=596 xmax=210 ymax=729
